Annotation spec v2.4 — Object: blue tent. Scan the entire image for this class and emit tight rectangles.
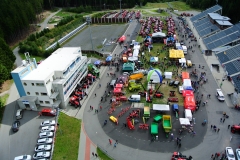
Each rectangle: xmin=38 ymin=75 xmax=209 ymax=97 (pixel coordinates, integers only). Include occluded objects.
xmin=94 ymin=60 xmax=101 ymax=65
xmin=106 ymin=56 xmax=112 ymax=62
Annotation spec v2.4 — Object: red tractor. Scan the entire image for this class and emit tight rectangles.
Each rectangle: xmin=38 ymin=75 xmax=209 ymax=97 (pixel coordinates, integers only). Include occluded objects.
xmin=154 ymin=91 xmax=164 ymax=98
xmin=69 ymin=96 xmax=81 ymax=108
xmin=171 ymin=152 xmax=188 ymax=160
xmin=138 ymin=91 xmax=146 ymax=97
xmin=169 ymin=91 xmax=176 ymax=97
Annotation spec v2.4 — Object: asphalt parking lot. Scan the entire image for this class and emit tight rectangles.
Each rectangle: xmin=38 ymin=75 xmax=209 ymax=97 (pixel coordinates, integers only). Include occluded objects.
xmin=4 ymin=108 xmax=55 ymax=159
xmin=63 ymin=24 xmax=129 ymax=53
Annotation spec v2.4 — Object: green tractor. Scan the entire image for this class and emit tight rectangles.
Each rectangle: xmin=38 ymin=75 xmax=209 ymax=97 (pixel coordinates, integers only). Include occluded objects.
xmin=88 ymin=63 xmax=100 ymax=78
xmin=128 ymin=82 xmax=142 ymax=92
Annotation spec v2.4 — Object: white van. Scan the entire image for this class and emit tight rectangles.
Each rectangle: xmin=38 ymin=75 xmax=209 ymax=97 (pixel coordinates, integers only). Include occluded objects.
xmin=110 ymin=80 xmax=116 ymax=88
xmin=216 ymin=89 xmax=225 ymax=102
xmin=184 ymin=109 xmax=192 ymax=121
xmin=179 ymin=86 xmax=184 ymax=93
xmin=182 ymin=45 xmax=187 ymax=55
xmin=128 ymin=95 xmax=140 ymax=102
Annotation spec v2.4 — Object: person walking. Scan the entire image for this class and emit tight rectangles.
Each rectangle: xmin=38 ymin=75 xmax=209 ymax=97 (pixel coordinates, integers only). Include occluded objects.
xmin=217 ymin=128 xmax=220 ymax=132
xmin=211 ymin=154 xmax=214 ymax=158
xmin=95 ymin=93 xmax=97 ymax=97
xmin=109 ymin=139 xmax=112 ymax=145
xmin=99 ymin=84 xmax=101 ymax=88
xmin=90 ymin=105 xmax=92 ymax=110
xmin=92 ymin=152 xmax=94 ymax=156
xmin=114 ymin=142 xmax=117 ymax=147
xmin=220 ymin=118 xmax=222 ymax=122
xmin=228 ymin=125 xmax=230 ymax=129
xmin=100 ymin=106 xmax=102 ymax=110
xmin=211 ymin=125 xmax=213 ymax=129
xmin=178 ymin=143 xmax=181 ymax=148
xmin=95 ymin=153 xmax=98 ymax=158
xmin=116 ymin=140 xmax=118 ymax=144
xmin=91 ymin=106 xmax=93 ymax=110
xmin=223 ymin=118 xmax=225 ymax=123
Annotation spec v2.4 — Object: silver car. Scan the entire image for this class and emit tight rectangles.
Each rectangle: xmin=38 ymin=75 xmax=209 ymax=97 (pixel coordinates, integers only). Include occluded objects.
xmin=33 ymin=152 xmax=51 ymax=159
xmin=35 ymin=145 xmax=52 ymax=152
xmin=39 ymin=132 xmax=54 ymax=138
xmin=41 ymin=126 xmax=55 ymax=132
xmin=40 ymin=120 xmax=56 ymax=126
xmin=226 ymin=147 xmax=236 ymax=160
xmin=37 ymin=138 xmax=53 ymax=145
xmin=236 ymin=149 xmax=240 ymax=160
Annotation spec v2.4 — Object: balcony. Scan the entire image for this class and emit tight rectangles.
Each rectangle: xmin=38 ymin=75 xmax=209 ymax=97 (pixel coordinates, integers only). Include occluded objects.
xmin=50 ymin=91 xmax=59 ymax=99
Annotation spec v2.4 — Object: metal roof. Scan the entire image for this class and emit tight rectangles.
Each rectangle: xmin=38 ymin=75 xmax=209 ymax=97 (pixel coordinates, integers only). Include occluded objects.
xmin=215 ymin=20 xmax=233 ymax=26
xmin=208 ymin=13 xmax=230 ymax=21
xmin=191 ymin=5 xmax=222 ymax=22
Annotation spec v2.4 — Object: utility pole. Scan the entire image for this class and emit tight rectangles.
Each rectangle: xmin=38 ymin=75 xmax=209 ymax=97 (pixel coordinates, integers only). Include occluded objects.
xmin=86 ymin=17 xmax=94 ymax=51
xmin=119 ymin=0 xmax=122 ymax=11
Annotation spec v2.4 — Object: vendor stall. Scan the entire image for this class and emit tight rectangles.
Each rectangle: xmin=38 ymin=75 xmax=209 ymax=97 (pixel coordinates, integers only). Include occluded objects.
xmin=179 ymin=118 xmax=190 ymax=126
xmin=183 ymin=79 xmax=193 ymax=90
xmin=122 ymin=62 xmax=135 ymax=72
xmin=182 ymin=90 xmax=194 ymax=97
xmin=184 ymin=96 xmax=196 ymax=111
xmin=164 ymin=72 xmax=172 ymax=79
xmin=150 ymin=57 xmax=159 ymax=63
xmin=153 ymin=104 xmax=170 ymax=111
xmin=115 ymin=84 xmax=123 ymax=89
xmin=169 ymin=49 xmax=184 ymax=59
xmin=182 ymin=72 xmax=190 ymax=80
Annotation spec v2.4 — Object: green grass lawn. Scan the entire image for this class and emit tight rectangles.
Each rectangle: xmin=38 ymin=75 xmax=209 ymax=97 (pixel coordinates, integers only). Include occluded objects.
xmin=97 ymin=147 xmax=113 ymax=160
xmin=136 ymin=2 xmax=169 ymax=9
xmin=52 ymin=112 xmax=81 ymax=160
xmin=55 ymin=11 xmax=76 ymax=17
xmin=170 ymin=1 xmax=193 ymax=11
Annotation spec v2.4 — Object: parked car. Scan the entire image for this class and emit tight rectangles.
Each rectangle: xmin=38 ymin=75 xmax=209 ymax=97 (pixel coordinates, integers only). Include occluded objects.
xmin=41 ymin=126 xmax=55 ymax=132
xmin=14 ymin=155 xmax=31 ymax=160
xmin=33 ymin=151 xmax=51 ymax=159
xmin=40 ymin=120 xmax=56 ymax=126
xmin=39 ymin=132 xmax=54 ymax=138
xmin=37 ymin=138 xmax=53 ymax=145
xmin=216 ymin=89 xmax=225 ymax=102
xmin=39 ymin=108 xmax=56 ymax=117
xmin=226 ymin=147 xmax=236 ymax=160
xmin=236 ymin=149 xmax=240 ymax=160
xmin=35 ymin=145 xmax=52 ymax=152
xmin=12 ymin=120 xmax=20 ymax=132
xmin=16 ymin=109 xmax=23 ymax=120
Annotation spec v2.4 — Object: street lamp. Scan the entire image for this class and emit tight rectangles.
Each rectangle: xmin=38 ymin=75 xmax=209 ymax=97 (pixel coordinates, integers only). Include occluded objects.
xmin=119 ymin=0 xmax=122 ymax=11
xmin=86 ymin=17 xmax=94 ymax=51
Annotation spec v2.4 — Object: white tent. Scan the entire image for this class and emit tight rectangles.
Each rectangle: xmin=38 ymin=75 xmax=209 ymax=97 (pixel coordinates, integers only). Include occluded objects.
xmin=150 ymin=57 xmax=158 ymax=62
xmin=153 ymin=104 xmax=170 ymax=111
xmin=164 ymin=72 xmax=172 ymax=79
xmin=183 ymin=79 xmax=192 ymax=90
xmin=179 ymin=118 xmax=191 ymax=125
xmin=152 ymin=32 xmax=166 ymax=37
xmin=179 ymin=58 xmax=186 ymax=64
xmin=128 ymin=57 xmax=138 ymax=62
xmin=133 ymin=49 xmax=139 ymax=57
xmin=133 ymin=45 xmax=140 ymax=50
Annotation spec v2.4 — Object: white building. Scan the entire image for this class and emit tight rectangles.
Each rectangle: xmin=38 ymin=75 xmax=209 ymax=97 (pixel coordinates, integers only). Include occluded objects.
xmin=12 ymin=47 xmax=88 ymax=110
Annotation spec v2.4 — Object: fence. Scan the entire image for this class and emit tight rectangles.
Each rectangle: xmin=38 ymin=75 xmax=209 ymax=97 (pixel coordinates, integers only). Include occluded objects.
xmin=46 ymin=22 xmax=87 ymax=50
xmin=91 ymin=17 xmax=130 ymax=24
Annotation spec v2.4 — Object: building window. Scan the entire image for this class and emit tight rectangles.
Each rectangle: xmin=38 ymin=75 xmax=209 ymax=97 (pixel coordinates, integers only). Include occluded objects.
xmin=35 ymin=92 xmax=39 ymax=95
xmin=41 ymin=93 xmax=47 ymax=96
xmin=31 ymin=83 xmax=34 ymax=86
xmin=36 ymin=83 xmax=44 ymax=86
xmin=39 ymin=101 xmax=43 ymax=104
xmin=27 ymin=92 xmax=30 ymax=95
xmin=23 ymin=82 xmax=27 ymax=86
xmin=45 ymin=101 xmax=50 ymax=104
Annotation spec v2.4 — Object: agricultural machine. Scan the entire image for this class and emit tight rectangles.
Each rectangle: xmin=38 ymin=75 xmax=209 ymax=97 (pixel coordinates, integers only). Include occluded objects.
xmin=69 ymin=96 xmax=81 ymax=108
xmin=128 ymin=82 xmax=142 ymax=92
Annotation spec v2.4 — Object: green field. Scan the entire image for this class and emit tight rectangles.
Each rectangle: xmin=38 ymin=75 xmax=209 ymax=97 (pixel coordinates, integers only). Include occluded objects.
xmin=52 ymin=113 xmax=81 ymax=160
xmin=170 ymin=1 xmax=193 ymax=11
xmin=136 ymin=2 xmax=169 ymax=9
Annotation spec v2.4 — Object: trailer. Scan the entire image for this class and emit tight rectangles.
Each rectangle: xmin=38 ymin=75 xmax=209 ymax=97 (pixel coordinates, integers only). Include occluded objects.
xmin=151 ymin=122 xmax=158 ymax=135
xmin=143 ymin=106 xmax=150 ymax=119
xmin=162 ymin=115 xmax=172 ymax=133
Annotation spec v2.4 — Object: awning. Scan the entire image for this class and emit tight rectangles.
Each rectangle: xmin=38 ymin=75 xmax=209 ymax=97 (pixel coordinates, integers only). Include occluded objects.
xmin=150 ymin=57 xmax=158 ymax=62
xmin=94 ymin=60 xmax=101 ymax=65
xmin=152 ymin=104 xmax=170 ymax=111
xmin=152 ymin=32 xmax=166 ymax=37
xmin=179 ymin=118 xmax=190 ymax=125
xmin=106 ymin=56 xmax=112 ymax=62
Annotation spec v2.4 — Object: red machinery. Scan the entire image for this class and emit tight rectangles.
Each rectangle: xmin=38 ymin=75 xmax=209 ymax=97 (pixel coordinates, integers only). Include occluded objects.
xmin=127 ymin=118 xmax=134 ymax=130
xmin=138 ymin=91 xmax=146 ymax=97
xmin=168 ymin=97 xmax=179 ymax=102
xmin=154 ymin=91 xmax=164 ymax=98
xmin=115 ymin=96 xmax=127 ymax=102
xmin=86 ymin=74 xmax=96 ymax=81
xmin=69 ymin=96 xmax=80 ymax=108
xmin=171 ymin=152 xmax=187 ymax=160
xmin=139 ymin=123 xmax=149 ymax=130
xmin=169 ymin=91 xmax=176 ymax=97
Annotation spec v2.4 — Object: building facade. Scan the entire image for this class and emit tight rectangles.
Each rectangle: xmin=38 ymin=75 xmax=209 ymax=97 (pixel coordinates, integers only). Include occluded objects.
xmin=12 ymin=47 xmax=88 ymax=110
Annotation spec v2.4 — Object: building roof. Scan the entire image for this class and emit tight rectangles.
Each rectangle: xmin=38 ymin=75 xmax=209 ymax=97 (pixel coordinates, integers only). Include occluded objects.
xmin=191 ymin=5 xmax=222 ymax=22
xmin=208 ymin=13 xmax=230 ymax=21
xmin=215 ymin=20 xmax=233 ymax=26
xmin=22 ymin=47 xmax=81 ymax=81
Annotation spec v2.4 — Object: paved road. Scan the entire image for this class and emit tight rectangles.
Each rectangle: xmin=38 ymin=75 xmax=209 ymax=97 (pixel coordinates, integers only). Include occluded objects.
xmin=12 ymin=9 xmax=62 ymax=67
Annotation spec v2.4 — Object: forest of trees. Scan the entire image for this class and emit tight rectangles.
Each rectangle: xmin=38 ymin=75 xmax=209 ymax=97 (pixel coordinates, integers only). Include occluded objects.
xmin=0 ymin=0 xmax=239 ymax=90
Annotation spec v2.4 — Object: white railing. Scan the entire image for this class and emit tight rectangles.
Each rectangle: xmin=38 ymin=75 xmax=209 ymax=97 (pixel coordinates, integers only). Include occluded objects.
xmin=46 ymin=22 xmax=87 ymax=50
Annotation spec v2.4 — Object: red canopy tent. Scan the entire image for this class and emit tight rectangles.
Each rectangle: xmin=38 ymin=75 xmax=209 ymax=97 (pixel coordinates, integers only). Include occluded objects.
xmin=182 ymin=90 xmax=194 ymax=97
xmin=182 ymin=72 xmax=190 ymax=80
xmin=184 ymin=96 xmax=196 ymax=111
xmin=115 ymin=84 xmax=123 ymax=89
xmin=118 ymin=35 xmax=126 ymax=42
